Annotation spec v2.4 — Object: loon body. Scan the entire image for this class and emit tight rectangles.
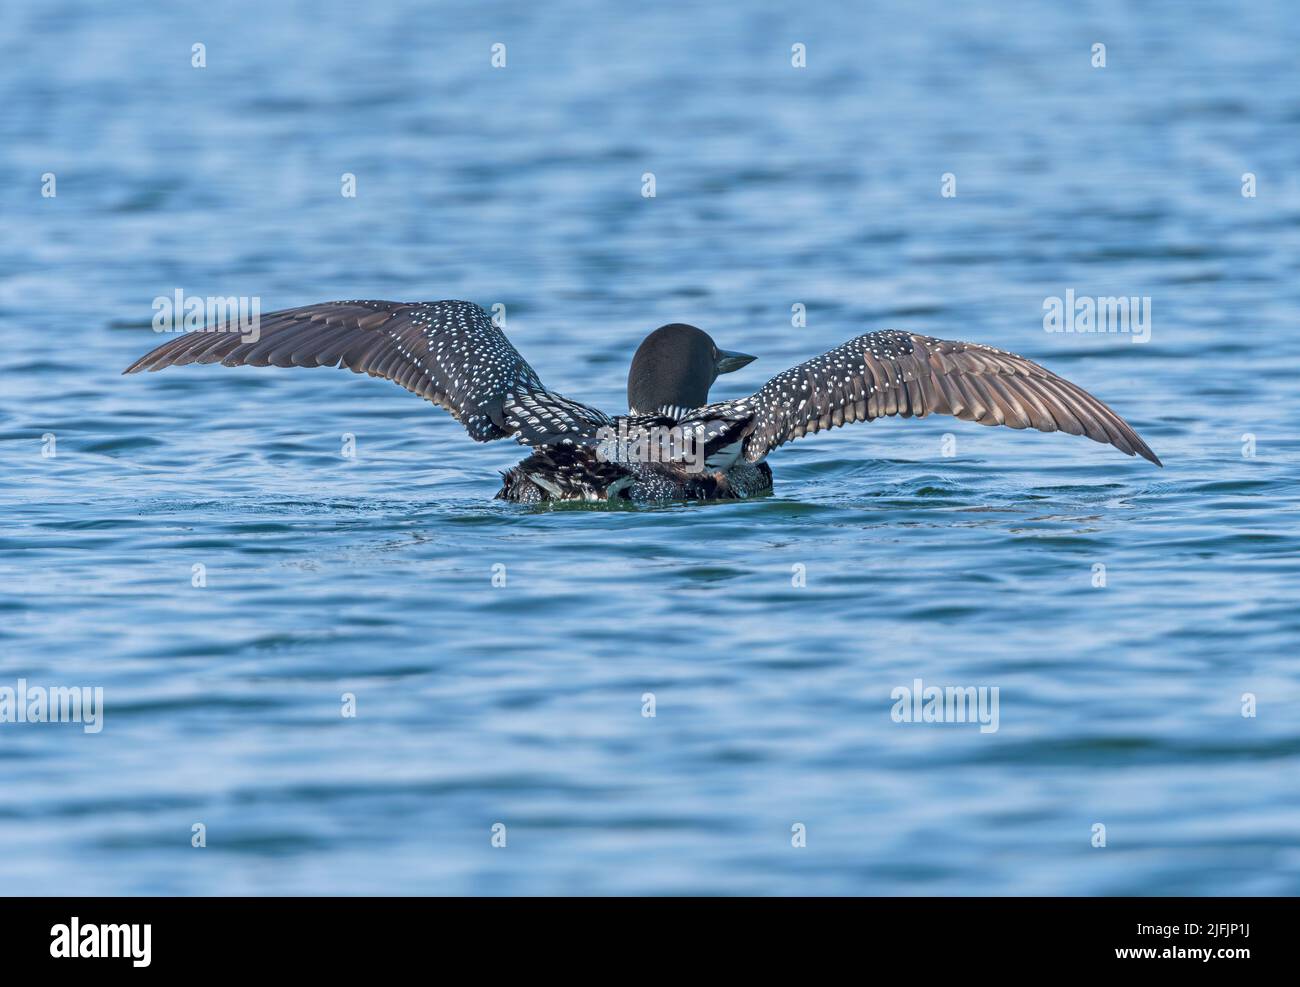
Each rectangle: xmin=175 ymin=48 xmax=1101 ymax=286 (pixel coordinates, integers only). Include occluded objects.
xmin=498 ymin=445 xmax=775 ymax=503
xmin=124 ymin=299 xmax=1161 ymax=503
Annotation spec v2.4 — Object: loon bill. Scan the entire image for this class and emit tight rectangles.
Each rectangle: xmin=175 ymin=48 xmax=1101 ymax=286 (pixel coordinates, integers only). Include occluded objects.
xmin=123 ymin=299 xmax=1162 ymax=503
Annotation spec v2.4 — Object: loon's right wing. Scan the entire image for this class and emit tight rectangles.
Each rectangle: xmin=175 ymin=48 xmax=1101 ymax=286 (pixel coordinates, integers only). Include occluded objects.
xmin=123 ymin=299 xmax=612 ymax=446
xmin=691 ymin=330 xmax=1160 ymax=466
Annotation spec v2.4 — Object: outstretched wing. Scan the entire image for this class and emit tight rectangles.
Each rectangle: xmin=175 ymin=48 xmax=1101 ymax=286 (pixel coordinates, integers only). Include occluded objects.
xmin=694 ymin=330 xmax=1161 ymax=466
xmin=123 ymin=299 xmax=611 ymax=445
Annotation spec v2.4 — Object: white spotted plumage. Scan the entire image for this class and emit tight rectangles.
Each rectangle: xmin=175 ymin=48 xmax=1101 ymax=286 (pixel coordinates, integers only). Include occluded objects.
xmin=125 ymin=307 xmax=1160 ymax=505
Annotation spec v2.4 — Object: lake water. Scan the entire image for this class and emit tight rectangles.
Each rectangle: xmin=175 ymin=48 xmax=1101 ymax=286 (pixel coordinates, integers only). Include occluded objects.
xmin=2 ymin=0 xmax=1298 ymax=894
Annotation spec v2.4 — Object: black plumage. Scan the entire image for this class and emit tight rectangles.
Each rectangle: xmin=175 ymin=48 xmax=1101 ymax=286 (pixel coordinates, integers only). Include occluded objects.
xmin=124 ymin=299 xmax=1161 ymax=503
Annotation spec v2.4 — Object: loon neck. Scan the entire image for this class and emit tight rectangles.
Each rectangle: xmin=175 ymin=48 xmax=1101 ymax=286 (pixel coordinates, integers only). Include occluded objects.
xmin=628 ymin=403 xmax=695 ymax=420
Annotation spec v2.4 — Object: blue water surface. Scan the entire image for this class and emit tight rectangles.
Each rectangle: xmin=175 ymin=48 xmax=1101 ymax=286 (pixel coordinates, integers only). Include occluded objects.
xmin=2 ymin=0 xmax=1299 ymax=894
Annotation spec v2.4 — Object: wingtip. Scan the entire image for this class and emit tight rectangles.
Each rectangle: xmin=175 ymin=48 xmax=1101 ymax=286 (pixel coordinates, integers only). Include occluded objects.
xmin=123 ymin=355 xmax=166 ymax=374
xmin=1133 ymin=435 xmax=1162 ymax=467
xmin=1130 ymin=442 xmax=1162 ymax=467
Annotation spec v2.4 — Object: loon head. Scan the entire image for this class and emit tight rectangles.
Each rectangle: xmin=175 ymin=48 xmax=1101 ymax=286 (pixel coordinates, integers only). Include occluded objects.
xmin=626 ymin=323 xmax=756 ymax=416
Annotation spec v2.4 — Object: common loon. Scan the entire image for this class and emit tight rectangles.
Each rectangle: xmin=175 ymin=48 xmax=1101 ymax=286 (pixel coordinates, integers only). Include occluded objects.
xmin=124 ymin=298 xmax=1161 ymax=503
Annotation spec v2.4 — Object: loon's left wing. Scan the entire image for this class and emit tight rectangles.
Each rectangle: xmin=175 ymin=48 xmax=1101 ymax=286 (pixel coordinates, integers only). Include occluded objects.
xmin=690 ymin=330 xmax=1161 ymax=466
xmin=124 ymin=299 xmax=611 ymax=446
